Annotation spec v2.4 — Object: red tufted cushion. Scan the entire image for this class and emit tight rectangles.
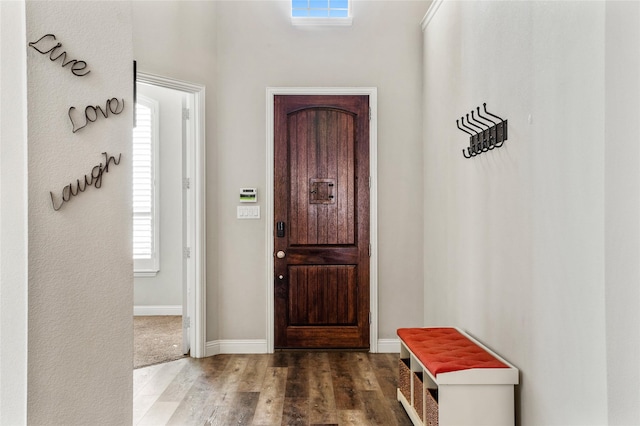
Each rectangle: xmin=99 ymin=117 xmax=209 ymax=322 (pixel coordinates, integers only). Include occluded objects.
xmin=397 ymin=327 xmax=508 ymax=376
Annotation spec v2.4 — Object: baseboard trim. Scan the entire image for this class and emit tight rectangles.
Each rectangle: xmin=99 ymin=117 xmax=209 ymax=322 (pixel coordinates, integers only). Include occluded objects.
xmin=133 ymin=305 xmax=182 ymax=316
xmin=205 ymin=339 xmax=269 ymax=356
xmin=204 ymin=338 xmax=399 ymax=356
xmin=377 ymin=338 xmax=400 ymax=353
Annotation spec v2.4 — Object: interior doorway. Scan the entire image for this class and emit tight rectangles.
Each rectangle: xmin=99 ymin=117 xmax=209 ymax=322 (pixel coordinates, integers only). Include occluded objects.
xmin=134 ymin=72 xmax=206 ymax=360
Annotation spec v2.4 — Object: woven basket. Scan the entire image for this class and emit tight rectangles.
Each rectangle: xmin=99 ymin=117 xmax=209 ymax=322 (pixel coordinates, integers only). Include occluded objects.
xmin=412 ymin=371 xmax=424 ymax=422
xmin=425 ymin=387 xmax=439 ymax=426
xmin=398 ymin=359 xmax=411 ymax=402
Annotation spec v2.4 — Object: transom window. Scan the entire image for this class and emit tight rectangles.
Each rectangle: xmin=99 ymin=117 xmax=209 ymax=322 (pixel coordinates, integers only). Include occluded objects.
xmin=292 ymin=0 xmax=349 ymax=17
xmin=291 ymin=0 xmax=351 ymax=25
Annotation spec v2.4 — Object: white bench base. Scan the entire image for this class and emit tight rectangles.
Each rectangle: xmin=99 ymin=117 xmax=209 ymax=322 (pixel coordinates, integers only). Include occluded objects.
xmin=397 ymin=327 xmax=519 ymax=426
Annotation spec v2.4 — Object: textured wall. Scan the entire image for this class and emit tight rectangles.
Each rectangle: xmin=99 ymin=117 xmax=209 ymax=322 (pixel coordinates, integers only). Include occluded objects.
xmin=25 ymin=2 xmax=133 ymax=424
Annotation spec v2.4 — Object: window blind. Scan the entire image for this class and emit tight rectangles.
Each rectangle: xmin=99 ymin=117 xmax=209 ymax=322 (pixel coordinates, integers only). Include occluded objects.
xmin=132 ymin=99 xmax=158 ymax=273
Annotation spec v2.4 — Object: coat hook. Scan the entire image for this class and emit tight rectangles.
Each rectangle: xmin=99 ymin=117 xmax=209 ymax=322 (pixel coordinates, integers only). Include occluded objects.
xmin=466 ymin=114 xmax=487 ymax=153
xmin=494 ymin=135 xmax=506 ymax=148
xmin=471 ymin=111 xmax=491 ymax=152
xmin=460 ymin=116 xmax=476 ymax=134
xmin=470 ymin=111 xmax=488 ymax=129
xmin=484 ymin=103 xmax=507 ymax=148
xmin=461 ymin=116 xmax=480 ymax=154
xmin=458 ymin=117 xmax=478 ymax=158
xmin=483 ymin=102 xmax=504 ymax=122
xmin=475 ymin=107 xmax=497 ymax=149
xmin=456 ymin=119 xmax=474 ymax=136
xmin=465 ymin=113 xmax=483 ymax=133
xmin=476 ymin=106 xmax=496 ymax=126
xmin=456 ymin=103 xmax=508 ymax=159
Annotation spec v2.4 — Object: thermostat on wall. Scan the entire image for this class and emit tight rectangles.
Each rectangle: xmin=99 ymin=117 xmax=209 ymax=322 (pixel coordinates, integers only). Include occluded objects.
xmin=239 ymin=188 xmax=257 ymax=203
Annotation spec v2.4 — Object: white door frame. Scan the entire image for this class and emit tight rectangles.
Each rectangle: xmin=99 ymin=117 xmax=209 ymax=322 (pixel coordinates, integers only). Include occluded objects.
xmin=137 ymin=72 xmax=207 ymax=358
xmin=265 ymin=87 xmax=379 ymax=353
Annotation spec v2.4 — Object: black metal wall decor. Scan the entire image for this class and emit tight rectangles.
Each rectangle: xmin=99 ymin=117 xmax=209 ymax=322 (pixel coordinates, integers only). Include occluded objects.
xmin=68 ymin=98 xmax=125 ymax=133
xmin=456 ymin=103 xmax=507 ymax=158
xmin=27 ymin=33 xmax=129 ymax=211
xmin=28 ymin=33 xmax=91 ymax=77
xmin=49 ymin=152 xmax=122 ymax=211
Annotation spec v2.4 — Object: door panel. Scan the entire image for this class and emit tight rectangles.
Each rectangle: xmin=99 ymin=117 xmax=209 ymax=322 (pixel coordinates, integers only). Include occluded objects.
xmin=288 ymin=108 xmax=355 ymax=246
xmin=274 ymin=95 xmax=369 ymax=349
xmin=288 ymin=265 xmax=357 ymax=325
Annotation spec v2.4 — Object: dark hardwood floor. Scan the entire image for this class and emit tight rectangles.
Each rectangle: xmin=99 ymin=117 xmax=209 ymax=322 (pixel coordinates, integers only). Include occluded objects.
xmin=133 ymin=352 xmax=412 ymax=425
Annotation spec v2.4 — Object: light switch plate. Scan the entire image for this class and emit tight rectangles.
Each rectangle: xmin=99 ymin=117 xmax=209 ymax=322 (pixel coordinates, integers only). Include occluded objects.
xmin=237 ymin=206 xmax=260 ymax=219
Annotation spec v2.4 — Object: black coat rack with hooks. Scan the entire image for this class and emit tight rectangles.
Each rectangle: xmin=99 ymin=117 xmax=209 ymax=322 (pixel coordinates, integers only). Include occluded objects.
xmin=456 ymin=103 xmax=507 ymax=158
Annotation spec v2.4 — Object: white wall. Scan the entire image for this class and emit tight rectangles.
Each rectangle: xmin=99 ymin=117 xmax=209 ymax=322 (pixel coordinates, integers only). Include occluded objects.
xmin=604 ymin=2 xmax=640 ymax=424
xmin=0 ymin=1 xmax=28 ymax=423
xmin=423 ymin=1 xmax=639 ymax=424
xmin=25 ymin=2 xmax=133 ymax=424
xmin=132 ymin=0 xmax=219 ymax=338
xmin=134 ymin=83 xmax=184 ymax=310
xmin=133 ymin=1 xmax=429 ymax=344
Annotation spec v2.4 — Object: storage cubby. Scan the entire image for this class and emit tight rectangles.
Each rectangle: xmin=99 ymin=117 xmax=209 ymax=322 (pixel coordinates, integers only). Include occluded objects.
xmin=397 ymin=327 xmax=519 ymax=426
xmin=399 ymin=357 xmax=411 ymax=402
xmin=424 ymin=387 xmax=438 ymax=426
xmin=412 ymin=370 xmax=423 ymax=421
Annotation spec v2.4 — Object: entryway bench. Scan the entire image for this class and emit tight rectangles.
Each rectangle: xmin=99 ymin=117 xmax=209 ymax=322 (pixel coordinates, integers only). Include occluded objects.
xmin=397 ymin=327 xmax=519 ymax=426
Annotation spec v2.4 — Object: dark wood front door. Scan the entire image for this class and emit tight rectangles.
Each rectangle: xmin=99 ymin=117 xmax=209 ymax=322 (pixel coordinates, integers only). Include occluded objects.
xmin=274 ymin=95 xmax=370 ymax=349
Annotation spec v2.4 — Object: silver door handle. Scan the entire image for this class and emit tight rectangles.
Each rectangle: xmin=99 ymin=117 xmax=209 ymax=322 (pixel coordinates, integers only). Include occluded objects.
xmin=276 ymin=250 xmax=286 ymax=259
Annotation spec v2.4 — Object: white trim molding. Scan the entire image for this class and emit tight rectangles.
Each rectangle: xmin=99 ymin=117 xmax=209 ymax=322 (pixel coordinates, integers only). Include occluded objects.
xmin=136 ymin=72 xmax=207 ymax=358
xmin=204 ymin=339 xmax=395 ymax=356
xmin=133 ymin=305 xmax=182 ymax=316
xmin=377 ymin=339 xmax=400 ymax=354
xmin=0 ymin=1 xmax=28 ymax=422
xmin=206 ymin=340 xmax=269 ymax=357
xmin=134 ymin=270 xmax=158 ymax=278
xmin=421 ymin=0 xmax=444 ymax=31
xmin=291 ymin=17 xmax=352 ymax=26
xmin=265 ymin=87 xmax=379 ymax=353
